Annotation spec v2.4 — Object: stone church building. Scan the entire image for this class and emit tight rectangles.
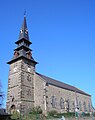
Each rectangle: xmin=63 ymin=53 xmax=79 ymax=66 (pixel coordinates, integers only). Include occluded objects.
xmin=6 ymin=16 xmax=93 ymax=115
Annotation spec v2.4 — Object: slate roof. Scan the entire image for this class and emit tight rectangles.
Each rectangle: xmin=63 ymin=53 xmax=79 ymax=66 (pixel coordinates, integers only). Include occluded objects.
xmin=7 ymin=16 xmax=37 ymax=65
xmin=18 ymin=16 xmax=29 ymax=41
xmin=37 ymin=73 xmax=91 ymax=96
xmin=7 ymin=55 xmax=37 ymax=64
xmin=0 ymin=109 xmax=9 ymax=115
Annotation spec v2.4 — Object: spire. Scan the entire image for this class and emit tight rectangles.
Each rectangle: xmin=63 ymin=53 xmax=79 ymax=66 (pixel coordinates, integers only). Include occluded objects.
xmin=18 ymin=15 xmax=29 ymax=40
xmin=7 ymin=16 xmax=37 ymax=65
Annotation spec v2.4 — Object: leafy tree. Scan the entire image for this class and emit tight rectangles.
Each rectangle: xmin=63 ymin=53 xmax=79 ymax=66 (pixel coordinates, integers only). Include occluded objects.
xmin=24 ymin=106 xmax=43 ymax=120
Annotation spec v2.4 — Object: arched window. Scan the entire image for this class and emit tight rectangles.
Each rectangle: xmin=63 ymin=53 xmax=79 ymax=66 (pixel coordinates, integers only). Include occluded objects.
xmin=10 ymin=104 xmax=16 ymax=114
xmin=83 ymin=101 xmax=87 ymax=112
xmin=88 ymin=102 xmax=91 ymax=112
xmin=60 ymin=97 xmax=64 ymax=109
xmin=51 ymin=96 xmax=56 ymax=108
xmin=66 ymin=99 xmax=70 ymax=112
xmin=79 ymin=101 xmax=82 ymax=111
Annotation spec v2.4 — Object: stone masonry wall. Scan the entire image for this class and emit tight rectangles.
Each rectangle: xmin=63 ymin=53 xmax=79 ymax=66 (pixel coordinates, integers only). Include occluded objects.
xmin=34 ymin=73 xmax=92 ymax=114
xmin=7 ymin=61 xmax=92 ymax=115
xmin=34 ymin=73 xmax=47 ymax=114
xmin=7 ymin=59 xmax=35 ymax=114
xmin=46 ymin=84 xmax=92 ymax=113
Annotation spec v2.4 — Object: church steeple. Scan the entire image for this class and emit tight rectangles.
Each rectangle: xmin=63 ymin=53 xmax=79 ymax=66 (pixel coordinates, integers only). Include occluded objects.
xmin=7 ymin=16 xmax=37 ymax=65
xmin=18 ymin=15 xmax=29 ymax=41
xmin=7 ymin=16 xmax=37 ymax=114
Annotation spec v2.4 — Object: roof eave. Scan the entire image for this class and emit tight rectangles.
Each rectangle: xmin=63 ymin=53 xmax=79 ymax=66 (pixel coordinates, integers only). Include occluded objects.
xmin=7 ymin=56 xmax=38 ymax=65
xmin=15 ymin=38 xmax=32 ymax=45
xmin=14 ymin=45 xmax=32 ymax=51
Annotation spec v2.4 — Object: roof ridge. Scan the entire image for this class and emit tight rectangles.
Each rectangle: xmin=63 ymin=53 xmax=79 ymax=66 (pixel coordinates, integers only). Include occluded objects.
xmin=36 ymin=72 xmax=73 ymax=86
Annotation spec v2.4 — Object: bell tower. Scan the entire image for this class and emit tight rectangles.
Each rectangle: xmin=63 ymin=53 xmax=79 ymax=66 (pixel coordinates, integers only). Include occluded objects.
xmin=6 ymin=16 xmax=37 ymax=114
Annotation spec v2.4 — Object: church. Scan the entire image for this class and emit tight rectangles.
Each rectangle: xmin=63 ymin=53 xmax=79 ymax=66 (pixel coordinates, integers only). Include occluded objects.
xmin=6 ymin=16 xmax=93 ymax=115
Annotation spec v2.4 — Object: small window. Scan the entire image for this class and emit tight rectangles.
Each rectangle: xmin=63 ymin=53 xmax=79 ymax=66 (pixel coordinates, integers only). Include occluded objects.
xmin=27 ymin=89 xmax=31 ymax=96
xmin=27 ymin=75 xmax=31 ymax=82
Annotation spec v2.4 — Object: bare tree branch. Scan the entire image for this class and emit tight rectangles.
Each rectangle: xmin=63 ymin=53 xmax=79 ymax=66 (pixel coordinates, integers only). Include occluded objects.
xmin=0 ymin=80 xmax=4 ymax=108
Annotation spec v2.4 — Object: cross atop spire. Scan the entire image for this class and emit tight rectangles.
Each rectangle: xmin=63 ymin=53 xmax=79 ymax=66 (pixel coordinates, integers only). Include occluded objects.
xmin=24 ymin=10 xmax=26 ymax=17
xmin=18 ymin=16 xmax=29 ymax=41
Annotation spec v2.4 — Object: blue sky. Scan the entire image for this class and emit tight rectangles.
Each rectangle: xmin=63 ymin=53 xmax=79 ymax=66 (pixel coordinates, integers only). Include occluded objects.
xmin=0 ymin=0 xmax=95 ymax=108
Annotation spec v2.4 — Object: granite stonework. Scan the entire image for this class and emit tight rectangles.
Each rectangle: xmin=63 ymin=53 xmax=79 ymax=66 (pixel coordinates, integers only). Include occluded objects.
xmin=34 ymin=73 xmax=92 ymax=114
xmin=7 ymin=59 xmax=35 ymax=114
xmin=6 ymin=16 xmax=94 ymax=115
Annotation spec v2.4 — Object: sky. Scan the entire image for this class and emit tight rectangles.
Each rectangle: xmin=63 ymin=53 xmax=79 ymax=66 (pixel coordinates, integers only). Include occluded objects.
xmin=0 ymin=0 xmax=95 ymax=108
